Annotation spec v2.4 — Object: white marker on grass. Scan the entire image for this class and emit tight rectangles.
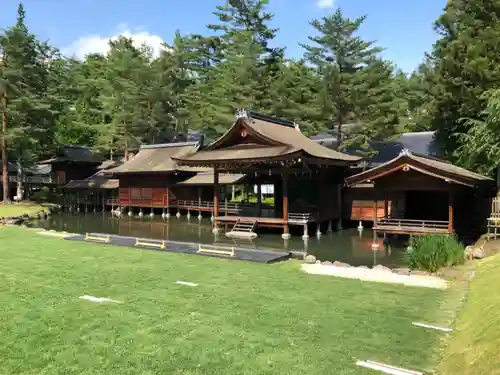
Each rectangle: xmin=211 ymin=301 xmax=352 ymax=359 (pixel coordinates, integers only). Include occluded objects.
xmin=412 ymin=322 xmax=452 ymax=332
xmin=79 ymin=295 xmax=122 ymax=304
xmin=176 ymin=281 xmax=198 ymax=287
xmin=356 ymin=360 xmax=423 ymax=375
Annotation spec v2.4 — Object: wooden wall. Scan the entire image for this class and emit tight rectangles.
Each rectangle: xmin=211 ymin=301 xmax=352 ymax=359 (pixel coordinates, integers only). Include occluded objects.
xmin=117 ymin=172 xmax=194 ymax=208
xmin=343 ymin=187 xmax=405 ymax=221
xmin=52 ymin=162 xmax=100 ymax=185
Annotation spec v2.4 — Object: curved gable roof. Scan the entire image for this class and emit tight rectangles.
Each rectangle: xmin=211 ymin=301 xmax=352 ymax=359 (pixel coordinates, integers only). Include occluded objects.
xmin=175 ymin=111 xmax=361 ymax=166
xmin=345 ymin=149 xmax=493 ymax=188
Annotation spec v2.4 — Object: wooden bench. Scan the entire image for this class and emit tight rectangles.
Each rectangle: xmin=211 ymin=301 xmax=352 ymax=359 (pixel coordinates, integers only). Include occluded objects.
xmin=135 ymin=238 xmax=166 ymax=249
xmin=198 ymin=244 xmax=235 ymax=257
xmin=84 ymin=233 xmax=110 ymax=243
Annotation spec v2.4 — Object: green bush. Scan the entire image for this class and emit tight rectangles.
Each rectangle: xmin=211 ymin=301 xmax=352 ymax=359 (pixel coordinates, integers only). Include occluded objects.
xmin=30 ymin=186 xmax=54 ymax=202
xmin=406 ymin=235 xmax=465 ymax=273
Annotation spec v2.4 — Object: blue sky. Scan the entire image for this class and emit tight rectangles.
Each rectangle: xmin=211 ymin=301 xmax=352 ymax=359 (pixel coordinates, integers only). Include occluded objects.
xmin=2 ymin=0 xmax=447 ymax=72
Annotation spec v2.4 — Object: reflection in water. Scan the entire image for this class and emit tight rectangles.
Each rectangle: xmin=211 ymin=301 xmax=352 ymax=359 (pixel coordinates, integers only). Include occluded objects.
xmin=29 ymin=213 xmax=408 ymax=268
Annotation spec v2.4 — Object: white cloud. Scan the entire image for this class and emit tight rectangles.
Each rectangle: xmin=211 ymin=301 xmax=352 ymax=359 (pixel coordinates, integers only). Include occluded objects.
xmin=316 ymin=0 xmax=335 ymax=8
xmin=63 ymin=24 xmax=166 ymax=59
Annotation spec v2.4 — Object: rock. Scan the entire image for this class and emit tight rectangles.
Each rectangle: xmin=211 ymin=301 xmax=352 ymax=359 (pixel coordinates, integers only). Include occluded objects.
xmin=5 ymin=217 xmax=23 ymax=225
xmin=392 ymin=267 xmax=411 ymax=276
xmin=464 ymin=246 xmax=474 ymax=260
xmin=304 ymin=254 xmax=317 ymax=264
xmin=472 ymin=247 xmax=485 ymax=259
xmin=333 ymin=261 xmax=351 ymax=267
xmin=357 ymin=265 xmax=369 ymax=269
xmin=315 ymin=260 xmax=321 ymax=264
xmin=372 ymin=264 xmax=392 ymax=272
xmin=322 ymin=261 xmax=333 ymax=266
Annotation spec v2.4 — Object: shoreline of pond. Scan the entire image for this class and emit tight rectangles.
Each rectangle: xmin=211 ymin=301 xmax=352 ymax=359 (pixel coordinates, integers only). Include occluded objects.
xmin=26 ymin=212 xmax=409 ymax=268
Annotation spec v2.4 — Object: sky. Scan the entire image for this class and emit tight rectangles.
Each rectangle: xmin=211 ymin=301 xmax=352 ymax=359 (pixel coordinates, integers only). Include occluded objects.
xmin=1 ymin=0 xmax=448 ymax=73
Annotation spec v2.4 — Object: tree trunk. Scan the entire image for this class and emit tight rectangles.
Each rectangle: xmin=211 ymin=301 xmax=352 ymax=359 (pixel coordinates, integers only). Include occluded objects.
xmin=335 ymin=116 xmax=343 ymax=151
xmin=124 ymin=140 xmax=129 ymax=161
xmin=16 ymin=159 xmax=23 ymax=203
xmin=1 ymin=92 xmax=8 ymax=203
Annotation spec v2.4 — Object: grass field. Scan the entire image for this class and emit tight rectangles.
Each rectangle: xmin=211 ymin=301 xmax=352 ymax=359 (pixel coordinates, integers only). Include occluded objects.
xmin=0 ymin=202 xmax=47 ymax=217
xmin=0 ymin=227 xmax=459 ymax=374
xmin=438 ymin=254 xmax=500 ymax=375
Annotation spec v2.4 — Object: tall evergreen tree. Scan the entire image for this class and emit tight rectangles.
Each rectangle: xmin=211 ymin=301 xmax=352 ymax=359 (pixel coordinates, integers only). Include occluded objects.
xmin=265 ymin=60 xmax=321 ymax=135
xmin=456 ymin=89 xmax=500 ymax=176
xmin=98 ymin=37 xmax=151 ymax=159
xmin=302 ymin=8 xmax=392 ymax=150
xmin=426 ymin=0 xmax=500 ymax=159
xmin=0 ymin=3 xmax=57 ymax=201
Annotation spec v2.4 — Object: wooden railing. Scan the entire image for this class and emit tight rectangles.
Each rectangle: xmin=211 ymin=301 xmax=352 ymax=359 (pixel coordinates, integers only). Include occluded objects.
xmin=4 ymin=174 xmax=55 ymax=184
xmin=106 ymin=197 xmax=119 ymax=205
xmin=374 ymin=218 xmax=449 ymax=234
xmin=176 ymin=200 xmax=242 ymax=213
xmin=287 ymin=213 xmax=312 ymax=224
xmin=490 ymin=197 xmax=500 ymax=218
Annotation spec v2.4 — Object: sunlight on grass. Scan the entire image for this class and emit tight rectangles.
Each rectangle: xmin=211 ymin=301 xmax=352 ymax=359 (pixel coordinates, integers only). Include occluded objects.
xmin=0 ymin=227 xmax=459 ymax=374
xmin=0 ymin=202 xmax=47 ymax=217
xmin=438 ymin=255 xmax=500 ymax=375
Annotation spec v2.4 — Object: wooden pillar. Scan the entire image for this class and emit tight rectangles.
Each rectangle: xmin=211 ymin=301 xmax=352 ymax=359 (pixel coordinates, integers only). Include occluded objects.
xmin=224 ymin=185 xmax=228 ymax=216
xmin=372 ymin=197 xmax=379 ymax=250
xmin=448 ymin=189 xmax=454 ymax=233
xmin=257 ymin=184 xmax=262 ymax=217
xmin=384 ymin=191 xmax=389 ymax=219
xmin=213 ymin=168 xmax=219 ymax=233
xmin=282 ymin=174 xmax=290 ymax=239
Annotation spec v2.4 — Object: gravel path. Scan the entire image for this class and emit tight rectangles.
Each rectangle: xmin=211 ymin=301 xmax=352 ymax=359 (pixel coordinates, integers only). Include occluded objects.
xmin=301 ymin=264 xmax=448 ymax=289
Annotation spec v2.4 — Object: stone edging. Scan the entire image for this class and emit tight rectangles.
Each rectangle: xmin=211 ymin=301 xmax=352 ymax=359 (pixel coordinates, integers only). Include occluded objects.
xmin=0 ymin=205 xmax=61 ymax=226
xmin=302 ymin=254 xmax=429 ymax=277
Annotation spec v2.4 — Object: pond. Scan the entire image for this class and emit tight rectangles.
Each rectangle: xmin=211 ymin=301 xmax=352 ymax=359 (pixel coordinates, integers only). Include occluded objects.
xmin=28 ymin=213 xmax=408 ymax=268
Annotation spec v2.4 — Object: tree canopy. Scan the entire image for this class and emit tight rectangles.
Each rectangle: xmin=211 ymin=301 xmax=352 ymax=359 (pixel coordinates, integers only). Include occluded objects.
xmin=1 ymin=0 xmax=500 ymax=202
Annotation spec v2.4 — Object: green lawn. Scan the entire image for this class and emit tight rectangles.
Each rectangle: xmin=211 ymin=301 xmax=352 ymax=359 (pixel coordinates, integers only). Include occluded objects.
xmin=0 ymin=227 xmax=455 ymax=374
xmin=438 ymin=254 xmax=500 ymax=375
xmin=0 ymin=202 xmax=48 ymax=217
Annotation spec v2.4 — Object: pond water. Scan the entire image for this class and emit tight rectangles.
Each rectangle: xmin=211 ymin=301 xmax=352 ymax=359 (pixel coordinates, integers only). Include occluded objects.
xmin=28 ymin=213 xmax=408 ymax=268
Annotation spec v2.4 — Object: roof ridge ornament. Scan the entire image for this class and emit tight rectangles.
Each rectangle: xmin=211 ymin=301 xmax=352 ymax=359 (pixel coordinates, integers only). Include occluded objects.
xmin=236 ymin=108 xmax=248 ymax=119
xmin=399 ymin=148 xmax=411 ymax=156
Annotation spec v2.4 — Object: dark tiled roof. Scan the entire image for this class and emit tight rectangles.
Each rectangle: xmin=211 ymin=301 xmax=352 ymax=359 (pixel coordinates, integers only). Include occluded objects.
xmin=39 ymin=145 xmax=105 ymax=164
xmin=64 ymin=170 xmax=119 ymax=189
xmin=107 ymin=142 xmax=208 ymax=174
xmin=313 ymin=131 xmax=442 ymax=166
xmin=178 ymin=172 xmax=246 ymax=185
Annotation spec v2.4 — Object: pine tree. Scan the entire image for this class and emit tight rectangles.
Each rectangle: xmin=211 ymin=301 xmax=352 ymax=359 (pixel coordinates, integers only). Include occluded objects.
xmin=0 ymin=3 xmax=57 ymax=201
xmin=302 ymin=8 xmax=385 ymax=149
xmin=265 ymin=60 xmax=321 ymax=135
xmin=98 ymin=37 xmax=150 ymax=159
xmin=426 ymin=0 xmax=500 ymax=158
xmin=189 ymin=30 xmax=265 ymax=140
xmin=153 ymin=31 xmax=201 ymax=140
xmin=456 ymin=89 xmax=500 ymax=176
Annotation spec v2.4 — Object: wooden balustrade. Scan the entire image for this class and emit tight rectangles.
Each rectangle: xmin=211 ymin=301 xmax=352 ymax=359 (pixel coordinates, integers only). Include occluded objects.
xmin=176 ymin=200 xmax=242 ymax=214
xmin=3 ymin=174 xmax=55 ymax=184
xmin=287 ymin=212 xmax=312 ymax=224
xmin=374 ymin=218 xmax=450 ymax=234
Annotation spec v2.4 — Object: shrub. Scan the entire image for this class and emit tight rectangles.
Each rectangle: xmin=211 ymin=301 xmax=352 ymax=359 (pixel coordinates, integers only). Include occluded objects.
xmin=406 ymin=235 xmax=465 ymax=273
